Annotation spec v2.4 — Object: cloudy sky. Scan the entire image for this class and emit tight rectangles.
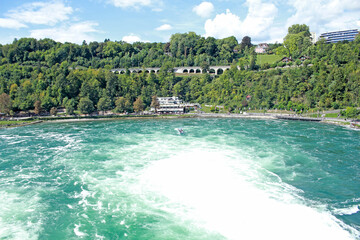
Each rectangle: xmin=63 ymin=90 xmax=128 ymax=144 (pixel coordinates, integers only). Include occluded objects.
xmin=0 ymin=0 xmax=359 ymax=45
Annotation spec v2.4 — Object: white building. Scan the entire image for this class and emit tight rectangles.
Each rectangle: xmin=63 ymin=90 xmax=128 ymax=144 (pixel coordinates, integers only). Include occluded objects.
xmin=151 ymin=96 xmax=199 ymax=114
xmin=255 ymin=43 xmax=269 ymax=54
xmin=310 ymin=32 xmax=317 ymax=44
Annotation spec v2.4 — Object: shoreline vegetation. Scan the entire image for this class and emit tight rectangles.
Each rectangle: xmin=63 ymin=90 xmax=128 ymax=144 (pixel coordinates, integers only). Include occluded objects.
xmin=0 ymin=25 xmax=359 ymax=128
xmin=1 ymin=112 xmax=359 ymax=129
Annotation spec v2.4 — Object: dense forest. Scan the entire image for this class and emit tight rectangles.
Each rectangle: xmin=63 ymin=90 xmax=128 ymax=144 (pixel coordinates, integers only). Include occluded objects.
xmin=0 ymin=24 xmax=359 ymax=115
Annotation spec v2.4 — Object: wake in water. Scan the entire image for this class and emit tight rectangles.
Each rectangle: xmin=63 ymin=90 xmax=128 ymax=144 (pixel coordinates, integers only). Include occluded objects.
xmin=0 ymin=119 xmax=359 ymax=239
xmin=139 ymin=149 xmax=358 ymax=240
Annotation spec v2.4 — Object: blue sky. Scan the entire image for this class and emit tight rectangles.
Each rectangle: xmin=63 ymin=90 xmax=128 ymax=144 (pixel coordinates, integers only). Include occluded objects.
xmin=0 ymin=0 xmax=359 ymax=45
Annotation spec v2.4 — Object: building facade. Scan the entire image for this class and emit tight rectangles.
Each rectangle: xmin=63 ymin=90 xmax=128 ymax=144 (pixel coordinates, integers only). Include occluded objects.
xmin=151 ymin=97 xmax=200 ymax=114
xmin=319 ymin=29 xmax=359 ymax=43
xmin=310 ymin=32 xmax=317 ymax=44
xmin=255 ymin=43 xmax=269 ymax=54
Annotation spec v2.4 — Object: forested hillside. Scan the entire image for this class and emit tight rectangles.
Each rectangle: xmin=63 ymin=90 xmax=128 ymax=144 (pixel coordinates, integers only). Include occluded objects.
xmin=0 ymin=24 xmax=359 ymax=115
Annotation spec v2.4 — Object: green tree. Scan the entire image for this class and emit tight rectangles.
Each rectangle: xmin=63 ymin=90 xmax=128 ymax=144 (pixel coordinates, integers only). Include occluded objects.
xmin=344 ymin=107 xmax=359 ymax=119
xmin=150 ymin=95 xmax=160 ymax=113
xmin=78 ymin=97 xmax=95 ymax=114
xmin=283 ymin=24 xmax=311 ymax=58
xmin=50 ymin=107 xmax=57 ymax=116
xmin=97 ymin=96 xmax=112 ymax=114
xmin=200 ymin=61 xmax=210 ymax=73
xmin=0 ymin=93 xmax=11 ymax=115
xmin=240 ymin=36 xmax=252 ymax=50
xmin=65 ymin=99 xmax=76 ymax=115
xmin=249 ymin=52 xmax=257 ymax=70
xmin=288 ymin=24 xmax=311 ymax=36
xmin=34 ymin=100 xmax=42 ymax=115
xmin=114 ymin=97 xmax=132 ymax=113
xmin=133 ymin=97 xmax=144 ymax=113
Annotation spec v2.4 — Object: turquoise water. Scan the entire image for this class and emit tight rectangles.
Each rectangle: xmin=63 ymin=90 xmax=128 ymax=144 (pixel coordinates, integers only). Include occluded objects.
xmin=0 ymin=118 xmax=359 ymax=240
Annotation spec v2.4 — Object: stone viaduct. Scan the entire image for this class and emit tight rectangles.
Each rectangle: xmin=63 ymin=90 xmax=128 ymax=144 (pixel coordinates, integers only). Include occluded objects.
xmin=110 ymin=66 xmax=232 ymax=75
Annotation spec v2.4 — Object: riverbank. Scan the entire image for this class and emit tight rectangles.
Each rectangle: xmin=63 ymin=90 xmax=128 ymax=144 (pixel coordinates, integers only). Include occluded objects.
xmin=1 ymin=113 xmax=357 ymax=129
xmin=0 ymin=120 xmax=43 ymax=128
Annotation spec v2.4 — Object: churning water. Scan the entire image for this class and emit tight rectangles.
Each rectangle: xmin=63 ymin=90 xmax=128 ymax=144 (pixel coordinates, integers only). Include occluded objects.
xmin=0 ymin=118 xmax=359 ymax=239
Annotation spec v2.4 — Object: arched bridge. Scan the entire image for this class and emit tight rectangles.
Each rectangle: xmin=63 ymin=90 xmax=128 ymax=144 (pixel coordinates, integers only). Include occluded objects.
xmin=111 ymin=66 xmax=231 ymax=75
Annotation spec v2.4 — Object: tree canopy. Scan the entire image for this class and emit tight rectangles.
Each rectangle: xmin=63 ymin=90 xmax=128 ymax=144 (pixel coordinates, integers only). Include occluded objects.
xmin=0 ymin=25 xmax=359 ymax=117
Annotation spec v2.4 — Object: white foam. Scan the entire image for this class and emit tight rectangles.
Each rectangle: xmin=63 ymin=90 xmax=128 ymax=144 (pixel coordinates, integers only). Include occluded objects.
xmin=95 ymin=233 xmax=105 ymax=239
xmin=54 ymin=127 xmax=359 ymax=240
xmin=74 ymin=223 xmax=87 ymax=237
xmin=0 ymin=191 xmax=42 ymax=240
xmin=333 ymin=205 xmax=360 ymax=215
xmin=140 ymin=150 xmax=358 ymax=240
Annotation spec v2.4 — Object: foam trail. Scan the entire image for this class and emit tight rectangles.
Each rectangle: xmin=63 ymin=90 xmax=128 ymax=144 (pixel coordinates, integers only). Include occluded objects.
xmin=333 ymin=205 xmax=360 ymax=215
xmin=140 ymin=150 xmax=357 ymax=240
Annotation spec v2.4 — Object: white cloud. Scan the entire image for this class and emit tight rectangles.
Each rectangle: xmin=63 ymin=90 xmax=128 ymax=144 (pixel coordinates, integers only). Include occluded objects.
xmin=30 ymin=21 xmax=99 ymax=44
xmin=205 ymin=9 xmax=242 ymax=39
xmin=287 ymin=0 xmax=360 ymax=35
xmin=108 ymin=0 xmax=164 ymax=10
xmin=0 ymin=18 xmax=27 ymax=29
xmin=204 ymin=0 xmax=278 ymax=42
xmin=6 ymin=1 xmax=73 ymax=26
xmin=155 ymin=24 xmax=172 ymax=31
xmin=109 ymin=0 xmax=151 ymax=8
xmin=241 ymin=0 xmax=278 ymax=37
xmin=122 ymin=34 xmax=142 ymax=43
xmin=193 ymin=2 xmax=214 ymax=18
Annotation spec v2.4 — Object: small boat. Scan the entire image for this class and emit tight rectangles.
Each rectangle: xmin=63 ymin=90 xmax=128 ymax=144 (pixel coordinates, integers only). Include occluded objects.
xmin=175 ymin=128 xmax=184 ymax=135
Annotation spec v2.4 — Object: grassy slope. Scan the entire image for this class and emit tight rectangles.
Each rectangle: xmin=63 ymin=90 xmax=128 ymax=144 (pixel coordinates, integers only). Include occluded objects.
xmin=257 ymin=54 xmax=283 ymax=65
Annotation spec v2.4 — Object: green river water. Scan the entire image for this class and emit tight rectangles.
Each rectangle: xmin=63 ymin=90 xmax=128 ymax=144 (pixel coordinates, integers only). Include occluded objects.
xmin=0 ymin=118 xmax=359 ymax=239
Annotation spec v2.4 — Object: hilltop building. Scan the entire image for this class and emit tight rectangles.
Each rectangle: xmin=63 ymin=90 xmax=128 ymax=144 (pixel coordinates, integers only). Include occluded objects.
xmin=319 ymin=29 xmax=359 ymax=43
xmin=255 ymin=43 xmax=269 ymax=54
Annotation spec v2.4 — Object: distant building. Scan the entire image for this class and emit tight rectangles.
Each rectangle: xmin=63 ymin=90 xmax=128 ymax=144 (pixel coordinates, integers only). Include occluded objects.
xmin=281 ymin=57 xmax=292 ymax=63
xmin=319 ymin=29 xmax=359 ymax=43
xmin=299 ymin=56 xmax=310 ymax=61
xmin=151 ymin=96 xmax=200 ymax=114
xmin=310 ymin=32 xmax=317 ymax=44
xmin=255 ymin=43 xmax=269 ymax=54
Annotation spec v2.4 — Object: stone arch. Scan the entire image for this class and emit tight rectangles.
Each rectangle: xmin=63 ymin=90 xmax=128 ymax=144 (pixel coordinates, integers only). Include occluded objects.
xmin=209 ymin=68 xmax=216 ymax=74
xmin=138 ymin=70 xmax=142 ymax=73
xmin=189 ymin=69 xmax=195 ymax=73
xmin=120 ymin=70 xmax=125 ymax=74
xmin=145 ymin=70 xmax=150 ymax=73
xmin=151 ymin=70 xmax=156 ymax=73
xmin=183 ymin=69 xmax=189 ymax=73
xmin=196 ymin=69 xmax=201 ymax=73
xmin=217 ymin=68 xmax=224 ymax=75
